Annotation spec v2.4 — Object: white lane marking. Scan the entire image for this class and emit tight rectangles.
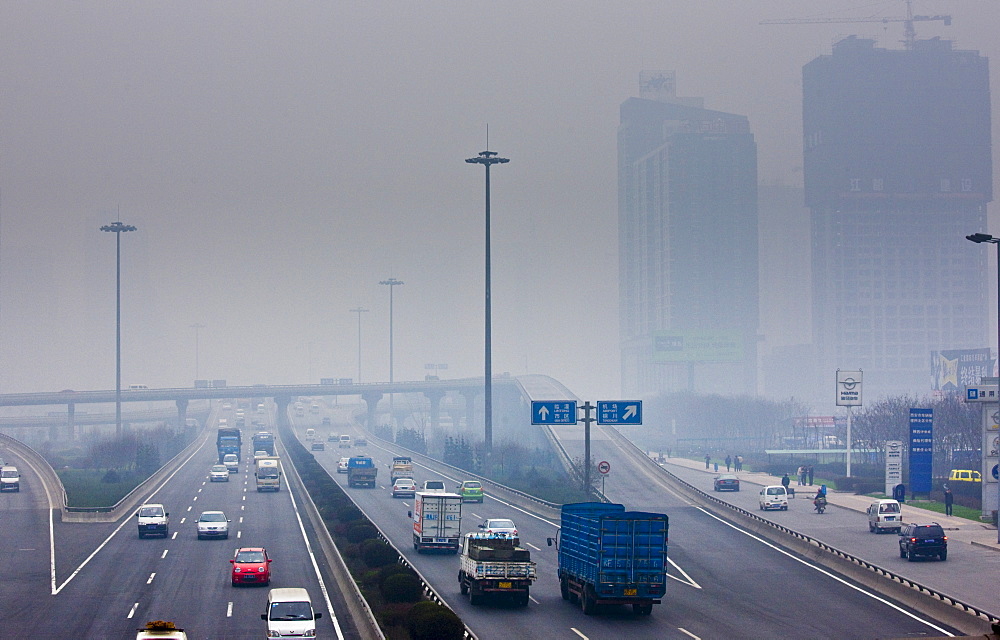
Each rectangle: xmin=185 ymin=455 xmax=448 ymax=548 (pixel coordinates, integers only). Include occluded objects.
xmin=695 ymin=507 xmax=954 ymax=636
xmin=470 ymin=513 xmax=482 ymax=520
xmin=193 ymin=496 xmax=198 ymax=501
xmin=180 ymin=518 xmax=186 ymax=524
xmin=127 ymin=602 xmax=139 ymax=619
xmin=241 ymin=505 xmax=245 ymax=511
xmin=570 ymin=628 xmax=588 ymax=639
xmin=187 ymin=506 xmax=192 ymax=512
xmin=161 ymin=550 xmax=169 ymax=559
xmin=197 ymin=488 xmax=202 ymax=493
xmin=529 ymin=595 xmax=540 ymax=604
xmin=146 ymin=573 xmax=155 ymax=585
xmin=668 ymin=557 xmax=701 ymax=589
xmin=242 ymin=495 xmax=246 ymax=501
xmin=201 ymin=481 xmax=206 ymax=486
xmin=284 ymin=459 xmax=346 ymax=640
xmin=227 ymin=602 xmax=233 ymax=618
xmin=678 ymin=628 xmax=701 ymax=639
xmin=237 ymin=531 xmax=242 ymax=539
xmin=239 ymin=517 xmax=244 ymax=524
xmin=171 ymin=532 xmax=178 ymax=540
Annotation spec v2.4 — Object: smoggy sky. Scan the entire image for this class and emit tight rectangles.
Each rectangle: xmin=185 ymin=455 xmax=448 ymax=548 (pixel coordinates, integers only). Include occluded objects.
xmin=0 ymin=1 xmax=997 ymax=403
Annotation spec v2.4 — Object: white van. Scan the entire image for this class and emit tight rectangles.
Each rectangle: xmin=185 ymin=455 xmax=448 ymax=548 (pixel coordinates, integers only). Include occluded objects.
xmin=305 ymin=428 xmax=316 ymax=441
xmin=759 ymin=485 xmax=789 ymax=511
xmin=867 ymin=499 xmax=902 ymax=533
xmin=0 ymin=466 xmax=20 ymax=492
xmin=338 ymin=435 xmax=352 ymax=448
xmin=261 ymin=587 xmax=322 ymax=638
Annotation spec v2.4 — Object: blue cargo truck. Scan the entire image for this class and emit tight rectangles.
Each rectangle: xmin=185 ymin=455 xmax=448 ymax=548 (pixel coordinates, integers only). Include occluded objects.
xmin=217 ymin=427 xmax=242 ymax=463
xmin=252 ymin=431 xmax=275 ymax=455
xmin=548 ymin=502 xmax=668 ymax=616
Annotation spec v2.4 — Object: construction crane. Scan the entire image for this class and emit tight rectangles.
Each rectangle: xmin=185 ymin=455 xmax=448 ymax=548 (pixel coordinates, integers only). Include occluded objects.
xmin=760 ymin=0 xmax=951 ymax=49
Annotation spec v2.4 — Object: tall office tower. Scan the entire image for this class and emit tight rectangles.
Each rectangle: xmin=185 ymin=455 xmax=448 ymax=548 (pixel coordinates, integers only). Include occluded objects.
xmin=619 ymin=72 xmax=759 ymax=397
xmin=804 ymin=37 xmax=992 ymax=398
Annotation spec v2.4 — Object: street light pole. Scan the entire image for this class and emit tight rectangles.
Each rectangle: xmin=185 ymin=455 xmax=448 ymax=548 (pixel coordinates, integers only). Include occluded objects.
xmin=190 ymin=323 xmax=205 ymax=380
xmin=100 ymin=220 xmax=137 ymax=437
xmin=350 ymin=307 xmax=369 ymax=382
xmin=466 ymin=147 xmax=509 ymax=452
xmin=966 ymin=232 xmax=1000 ymax=542
xmin=379 ymin=278 xmax=403 ymax=429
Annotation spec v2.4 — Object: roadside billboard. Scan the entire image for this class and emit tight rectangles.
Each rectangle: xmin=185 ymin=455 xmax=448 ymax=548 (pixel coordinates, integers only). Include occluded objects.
xmin=931 ymin=348 xmax=993 ymax=392
xmin=652 ymin=330 xmax=743 ymax=363
xmin=909 ymin=408 xmax=933 ymax=495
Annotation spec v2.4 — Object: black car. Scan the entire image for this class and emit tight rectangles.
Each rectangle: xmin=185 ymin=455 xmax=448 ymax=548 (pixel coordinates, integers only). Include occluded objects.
xmin=899 ymin=523 xmax=947 ymax=561
xmin=713 ymin=474 xmax=740 ymax=492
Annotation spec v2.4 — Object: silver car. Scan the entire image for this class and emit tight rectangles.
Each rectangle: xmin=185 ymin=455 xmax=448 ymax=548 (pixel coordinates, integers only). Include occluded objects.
xmin=209 ymin=464 xmax=229 ymax=482
xmin=196 ymin=510 xmax=230 ymax=539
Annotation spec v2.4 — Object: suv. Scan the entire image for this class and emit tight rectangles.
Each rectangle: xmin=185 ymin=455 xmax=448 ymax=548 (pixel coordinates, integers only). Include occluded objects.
xmin=899 ymin=523 xmax=948 ymax=561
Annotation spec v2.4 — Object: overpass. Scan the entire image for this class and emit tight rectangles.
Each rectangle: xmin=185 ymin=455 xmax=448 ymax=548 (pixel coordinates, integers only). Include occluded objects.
xmin=0 ymin=376 xmax=533 ymax=438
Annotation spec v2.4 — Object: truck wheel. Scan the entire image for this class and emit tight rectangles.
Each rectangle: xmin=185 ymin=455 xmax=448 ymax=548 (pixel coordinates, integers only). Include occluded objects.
xmin=560 ymin=577 xmax=569 ymax=601
xmin=633 ymin=603 xmax=653 ymax=616
xmin=518 ymin=592 xmax=530 ymax=607
xmin=581 ymin=587 xmax=595 ymax=615
xmin=899 ymin=546 xmax=906 ymax=558
xmin=459 ymin=573 xmax=469 ymax=595
xmin=469 ymin=592 xmax=482 ymax=606
xmin=138 ymin=531 xmax=145 ymax=539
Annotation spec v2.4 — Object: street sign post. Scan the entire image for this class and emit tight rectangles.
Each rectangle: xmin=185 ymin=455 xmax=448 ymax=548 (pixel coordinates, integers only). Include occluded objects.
xmin=598 ymin=460 xmax=611 ymax=475
xmin=530 ymin=401 xmax=578 ymax=425
xmin=597 ymin=401 xmax=642 ymax=425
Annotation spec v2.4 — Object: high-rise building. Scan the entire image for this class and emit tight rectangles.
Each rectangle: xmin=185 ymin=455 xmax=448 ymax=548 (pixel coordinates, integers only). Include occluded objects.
xmin=618 ymin=72 xmax=759 ymax=397
xmin=804 ymin=37 xmax=992 ymax=398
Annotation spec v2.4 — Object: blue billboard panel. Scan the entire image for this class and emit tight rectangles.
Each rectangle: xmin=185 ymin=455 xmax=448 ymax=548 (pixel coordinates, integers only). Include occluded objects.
xmin=909 ymin=408 xmax=933 ymax=494
xmin=531 ymin=401 xmax=577 ymax=425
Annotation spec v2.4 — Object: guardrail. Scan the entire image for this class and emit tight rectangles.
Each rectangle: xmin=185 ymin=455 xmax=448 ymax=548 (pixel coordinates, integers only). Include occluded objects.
xmin=601 ymin=424 xmax=1000 ymax=630
xmin=0 ymin=432 xmax=68 ymax=509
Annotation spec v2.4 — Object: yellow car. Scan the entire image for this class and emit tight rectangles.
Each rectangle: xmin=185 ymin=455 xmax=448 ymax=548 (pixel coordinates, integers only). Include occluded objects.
xmin=948 ymin=469 xmax=981 ymax=482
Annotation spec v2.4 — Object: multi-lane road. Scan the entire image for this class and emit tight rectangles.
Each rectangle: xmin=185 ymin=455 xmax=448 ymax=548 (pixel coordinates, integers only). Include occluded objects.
xmin=0 ymin=396 xmax=973 ymax=639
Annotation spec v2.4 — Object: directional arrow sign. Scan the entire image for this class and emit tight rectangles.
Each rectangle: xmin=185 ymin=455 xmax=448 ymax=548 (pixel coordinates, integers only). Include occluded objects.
xmin=531 ymin=401 xmax=578 ymax=425
xmin=597 ymin=401 xmax=642 ymax=425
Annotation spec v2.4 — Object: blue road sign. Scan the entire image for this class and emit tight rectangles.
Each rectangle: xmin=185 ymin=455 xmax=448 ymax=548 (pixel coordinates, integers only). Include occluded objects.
xmin=531 ymin=401 xmax=577 ymax=425
xmin=597 ymin=401 xmax=642 ymax=425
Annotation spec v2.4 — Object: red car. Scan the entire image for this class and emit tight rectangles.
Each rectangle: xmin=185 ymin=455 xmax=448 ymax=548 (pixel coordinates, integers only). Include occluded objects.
xmin=230 ymin=547 xmax=271 ymax=586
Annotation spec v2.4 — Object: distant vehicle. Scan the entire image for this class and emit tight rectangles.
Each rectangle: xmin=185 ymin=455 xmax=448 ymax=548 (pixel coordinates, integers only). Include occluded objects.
xmin=311 ymin=441 xmax=325 ymax=451
xmin=231 ymin=547 xmax=271 ymax=587
xmin=255 ymin=456 xmax=282 ymax=492
xmin=390 ymin=456 xmax=413 ymax=482
xmin=310 ymin=403 xmax=320 ymax=414
xmin=136 ymin=503 xmax=169 ymax=538
xmin=899 ymin=523 xmax=947 ymax=561
xmin=135 ymin=620 xmax=187 ymax=639
xmin=0 ymin=466 xmax=20 ymax=492
xmin=305 ymin=428 xmax=316 ymax=440
xmin=223 ymin=454 xmax=239 ymax=473
xmin=128 ymin=384 xmax=149 ymax=390
xmin=338 ymin=457 xmax=350 ymax=474
xmin=196 ymin=511 xmax=230 ymax=540
xmin=392 ymin=478 xmax=416 ymax=498
xmin=713 ymin=474 xmax=740 ymax=492
xmin=209 ymin=465 xmax=229 ymax=482
xmin=347 ymin=456 xmax=377 ymax=488
xmin=867 ymin=499 xmax=902 ymax=533
xmin=948 ymin=469 xmax=982 ymax=482
xmin=422 ymin=480 xmax=446 ymax=493
xmin=328 ymin=433 xmax=338 ymax=442
xmin=338 ymin=435 xmax=352 ymax=448
xmin=479 ymin=518 xmax=517 ymax=537
xmin=256 ymin=403 xmax=266 ymax=413
xmin=254 ymin=450 xmax=269 ymax=459
xmin=759 ymin=485 xmax=788 ymax=511
xmin=355 ymin=437 xmax=367 ymax=447
xmin=457 ymin=480 xmax=484 ymax=503
xmin=222 ymin=402 xmax=233 ymax=411
xmin=321 ymin=417 xmax=331 ymax=426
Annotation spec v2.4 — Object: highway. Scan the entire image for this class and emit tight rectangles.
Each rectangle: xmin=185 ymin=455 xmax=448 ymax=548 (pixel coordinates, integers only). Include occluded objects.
xmin=0 ymin=407 xmax=357 ymax=639
xmin=296 ymin=404 xmax=962 ymax=640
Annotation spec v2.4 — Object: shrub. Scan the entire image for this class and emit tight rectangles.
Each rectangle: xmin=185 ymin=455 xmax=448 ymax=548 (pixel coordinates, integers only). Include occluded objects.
xmin=346 ymin=523 xmax=378 ymax=543
xmin=377 ymin=602 xmax=412 ymax=629
xmin=408 ymin=604 xmax=464 ymax=640
xmin=101 ymin=469 xmax=121 ymax=484
xmin=360 ymin=539 xmax=399 ymax=568
xmin=381 ymin=573 xmax=423 ymax=603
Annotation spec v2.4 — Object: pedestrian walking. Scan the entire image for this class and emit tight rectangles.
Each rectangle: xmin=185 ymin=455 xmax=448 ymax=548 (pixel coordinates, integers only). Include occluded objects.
xmin=807 ymin=465 xmax=815 ymax=486
xmin=797 ymin=465 xmax=805 ymax=486
xmin=781 ymin=473 xmax=790 ymax=490
xmin=725 ymin=455 xmax=732 ymax=472
xmin=736 ymin=455 xmax=743 ymax=472
xmin=705 ymin=454 xmax=711 ymax=469
xmin=944 ymin=486 xmax=954 ymax=516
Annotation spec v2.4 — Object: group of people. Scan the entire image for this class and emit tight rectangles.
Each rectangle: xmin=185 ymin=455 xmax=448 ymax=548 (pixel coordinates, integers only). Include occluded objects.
xmin=704 ymin=454 xmax=744 ymax=472
xmin=795 ymin=464 xmax=815 ymax=486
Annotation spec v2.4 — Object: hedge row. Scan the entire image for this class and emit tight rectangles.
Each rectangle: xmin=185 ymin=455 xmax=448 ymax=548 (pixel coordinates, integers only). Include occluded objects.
xmin=279 ymin=424 xmax=465 ymax=640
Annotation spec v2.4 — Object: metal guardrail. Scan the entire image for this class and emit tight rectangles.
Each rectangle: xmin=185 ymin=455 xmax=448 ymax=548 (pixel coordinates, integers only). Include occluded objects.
xmin=601 ymin=425 xmax=1000 ymax=627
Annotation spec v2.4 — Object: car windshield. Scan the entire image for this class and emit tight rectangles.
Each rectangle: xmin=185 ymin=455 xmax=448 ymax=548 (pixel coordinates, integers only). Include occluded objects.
xmin=212 ymin=465 xmax=227 ymax=472
xmin=395 ymin=480 xmax=413 ymax=487
xmin=463 ymin=482 xmax=482 ymax=489
xmin=425 ymin=481 xmax=444 ymax=489
xmin=880 ymin=503 xmax=900 ymax=513
xmin=235 ymin=550 xmax=266 ymax=563
xmin=915 ymin=525 xmax=944 ymax=537
xmin=766 ymin=487 xmax=784 ymax=495
xmin=1 ymin=470 xmax=17 ymax=478
xmin=200 ymin=513 xmax=226 ymax=522
xmin=139 ymin=506 xmax=163 ymax=517
xmin=269 ymin=602 xmax=312 ymax=621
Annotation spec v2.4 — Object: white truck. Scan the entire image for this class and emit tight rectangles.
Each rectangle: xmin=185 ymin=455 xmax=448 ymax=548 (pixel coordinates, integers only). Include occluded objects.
xmin=254 ymin=456 xmax=282 ymax=492
xmin=458 ymin=533 xmax=537 ymax=607
xmin=390 ymin=456 xmax=413 ymax=482
xmin=409 ymin=492 xmax=462 ymax=553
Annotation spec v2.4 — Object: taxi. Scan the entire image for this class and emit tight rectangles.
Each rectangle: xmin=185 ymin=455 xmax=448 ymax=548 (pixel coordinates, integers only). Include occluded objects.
xmin=457 ymin=480 xmax=484 ymax=503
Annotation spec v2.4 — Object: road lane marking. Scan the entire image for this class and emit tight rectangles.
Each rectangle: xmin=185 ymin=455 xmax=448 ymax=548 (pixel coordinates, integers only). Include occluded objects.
xmin=678 ymin=628 xmax=701 ymax=639
xmin=146 ymin=573 xmax=155 ymax=584
xmin=187 ymin=506 xmax=192 ymax=512
xmin=237 ymin=531 xmax=242 ymax=539
xmin=193 ymin=496 xmax=198 ymax=502
xmin=127 ymin=603 xmax=139 ymax=619
xmin=695 ymin=506 xmax=954 ymax=636
xmin=529 ymin=595 xmax=540 ymax=604
xmin=470 ymin=513 xmax=482 ymax=519
xmin=525 ymin=542 xmax=541 ymax=551
xmin=171 ymin=532 xmax=178 ymax=540
xmin=227 ymin=602 xmax=233 ymax=617
xmin=179 ymin=517 xmax=186 ymax=524
xmin=239 ymin=517 xmax=244 ymax=523
xmin=161 ymin=550 xmax=169 ymax=559
xmin=570 ymin=628 xmax=588 ymax=639
xmin=197 ymin=488 xmax=202 ymax=493
xmin=668 ymin=557 xmax=701 ymax=589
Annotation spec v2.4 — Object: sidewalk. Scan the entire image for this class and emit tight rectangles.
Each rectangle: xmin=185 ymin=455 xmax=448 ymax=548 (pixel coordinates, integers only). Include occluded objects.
xmin=662 ymin=456 xmax=1000 ymax=552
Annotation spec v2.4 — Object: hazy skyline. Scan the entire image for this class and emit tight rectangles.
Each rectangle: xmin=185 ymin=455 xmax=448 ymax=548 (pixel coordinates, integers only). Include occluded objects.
xmin=1 ymin=1 xmax=997 ymax=407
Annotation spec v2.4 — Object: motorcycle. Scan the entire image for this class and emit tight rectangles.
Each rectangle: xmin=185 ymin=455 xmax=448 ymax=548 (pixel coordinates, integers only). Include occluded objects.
xmin=813 ymin=495 xmax=827 ymax=514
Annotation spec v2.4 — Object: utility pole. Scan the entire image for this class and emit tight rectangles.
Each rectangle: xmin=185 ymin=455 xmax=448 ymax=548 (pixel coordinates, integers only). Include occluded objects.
xmin=350 ymin=307 xmax=369 ymax=382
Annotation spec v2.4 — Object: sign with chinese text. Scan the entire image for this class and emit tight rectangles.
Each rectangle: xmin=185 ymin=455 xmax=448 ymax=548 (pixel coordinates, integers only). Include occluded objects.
xmin=836 ymin=370 xmax=863 ymax=407
xmin=885 ymin=440 xmax=903 ymax=497
xmin=909 ymin=408 xmax=933 ymax=494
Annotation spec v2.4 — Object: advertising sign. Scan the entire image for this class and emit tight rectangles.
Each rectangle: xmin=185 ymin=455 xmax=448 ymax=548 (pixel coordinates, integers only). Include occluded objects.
xmin=836 ymin=370 xmax=863 ymax=407
xmin=931 ymin=348 xmax=993 ymax=392
xmin=909 ymin=408 xmax=933 ymax=495
xmin=885 ymin=441 xmax=903 ymax=497
xmin=652 ymin=330 xmax=743 ymax=363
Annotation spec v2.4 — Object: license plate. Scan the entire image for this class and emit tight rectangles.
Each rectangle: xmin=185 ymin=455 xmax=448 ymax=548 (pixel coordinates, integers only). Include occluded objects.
xmin=435 ymin=538 xmax=448 ymax=543
xmin=624 ymin=588 xmax=637 ymax=596
xmin=885 ymin=516 xmax=895 ymax=521
xmin=499 ymin=582 xmax=512 ymax=589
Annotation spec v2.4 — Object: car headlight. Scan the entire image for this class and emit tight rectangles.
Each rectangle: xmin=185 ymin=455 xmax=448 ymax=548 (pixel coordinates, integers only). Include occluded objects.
xmin=304 ymin=630 xmax=316 ymax=638
xmin=234 ymin=567 xmax=242 ymax=572
xmin=258 ymin=566 xmax=266 ymax=572
xmin=267 ymin=631 xmax=281 ymax=638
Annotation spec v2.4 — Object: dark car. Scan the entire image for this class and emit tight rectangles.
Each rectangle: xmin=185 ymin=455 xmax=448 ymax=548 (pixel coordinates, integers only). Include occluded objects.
xmin=899 ymin=523 xmax=947 ymax=561
xmin=713 ymin=474 xmax=740 ymax=492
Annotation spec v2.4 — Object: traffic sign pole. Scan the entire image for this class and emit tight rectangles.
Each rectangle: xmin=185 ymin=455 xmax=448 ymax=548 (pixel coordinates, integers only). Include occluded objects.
xmin=580 ymin=402 xmax=596 ymax=497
